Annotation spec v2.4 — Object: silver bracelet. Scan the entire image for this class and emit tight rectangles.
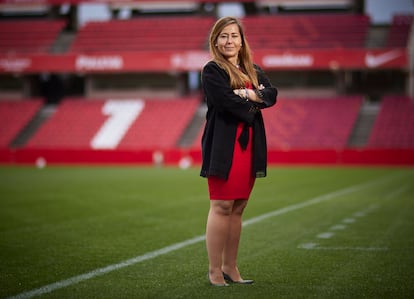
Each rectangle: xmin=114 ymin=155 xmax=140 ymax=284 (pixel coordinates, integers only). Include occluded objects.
xmin=255 ymin=88 xmax=264 ymax=99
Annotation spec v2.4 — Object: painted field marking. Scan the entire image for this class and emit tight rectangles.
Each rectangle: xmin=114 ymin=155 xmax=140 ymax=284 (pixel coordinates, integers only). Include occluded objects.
xmin=298 ymin=183 xmax=409 ymax=252
xmin=299 ymin=205 xmax=377 ymax=250
xmin=7 ymin=174 xmax=399 ymax=299
xmin=342 ymin=218 xmax=356 ymax=224
xmin=330 ymin=224 xmax=347 ymax=230
xmin=317 ymin=232 xmax=335 ymax=239
xmin=353 ymin=212 xmax=366 ymax=217
xmin=317 ymin=246 xmax=388 ymax=251
xmin=385 ymin=185 xmax=410 ymax=200
xmin=298 ymin=242 xmax=318 ymax=249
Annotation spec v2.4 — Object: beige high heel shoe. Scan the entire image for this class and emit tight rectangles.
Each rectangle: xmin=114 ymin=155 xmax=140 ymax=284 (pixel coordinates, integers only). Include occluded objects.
xmin=207 ymin=273 xmax=229 ymax=287
xmin=223 ymin=272 xmax=254 ymax=284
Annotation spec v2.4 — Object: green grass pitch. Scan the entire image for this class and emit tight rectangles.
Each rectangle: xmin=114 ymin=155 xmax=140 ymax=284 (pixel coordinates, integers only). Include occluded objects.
xmin=1 ymin=165 xmax=413 ymax=298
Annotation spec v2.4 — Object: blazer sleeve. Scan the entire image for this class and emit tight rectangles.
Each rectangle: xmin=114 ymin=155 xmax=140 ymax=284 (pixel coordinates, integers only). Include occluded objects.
xmin=254 ymin=64 xmax=278 ymax=109
xmin=202 ymin=61 xmax=258 ymax=124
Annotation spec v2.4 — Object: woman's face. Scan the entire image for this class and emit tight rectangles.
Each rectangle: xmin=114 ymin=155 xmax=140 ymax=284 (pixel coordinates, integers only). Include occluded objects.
xmin=216 ymin=23 xmax=242 ymax=64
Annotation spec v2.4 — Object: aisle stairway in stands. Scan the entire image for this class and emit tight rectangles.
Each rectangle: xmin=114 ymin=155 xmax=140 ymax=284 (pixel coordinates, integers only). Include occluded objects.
xmin=11 ymin=104 xmax=57 ymax=148
xmin=177 ymin=104 xmax=207 ymax=148
xmin=347 ymin=100 xmax=380 ymax=147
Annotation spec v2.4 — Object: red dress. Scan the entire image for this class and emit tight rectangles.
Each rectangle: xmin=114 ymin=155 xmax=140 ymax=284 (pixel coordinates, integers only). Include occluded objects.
xmin=208 ymin=122 xmax=255 ymax=200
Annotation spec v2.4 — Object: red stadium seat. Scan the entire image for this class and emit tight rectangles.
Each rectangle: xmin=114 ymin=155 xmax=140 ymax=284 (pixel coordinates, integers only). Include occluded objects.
xmin=386 ymin=15 xmax=413 ymax=47
xmin=69 ymin=16 xmax=214 ymax=53
xmin=0 ymin=99 xmax=43 ymax=147
xmin=261 ymin=96 xmax=363 ymax=149
xmin=368 ymin=96 xmax=414 ymax=148
xmin=242 ymin=14 xmax=370 ymax=49
xmin=0 ymin=20 xmax=66 ymax=54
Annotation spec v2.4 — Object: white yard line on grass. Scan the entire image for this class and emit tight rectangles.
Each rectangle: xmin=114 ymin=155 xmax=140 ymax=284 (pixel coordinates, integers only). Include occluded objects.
xmin=297 ymin=183 xmax=409 ymax=252
xmin=7 ymin=174 xmax=398 ymax=299
xmin=298 ymin=205 xmax=384 ymax=251
xmin=385 ymin=185 xmax=410 ymax=200
xmin=298 ymin=242 xmax=388 ymax=251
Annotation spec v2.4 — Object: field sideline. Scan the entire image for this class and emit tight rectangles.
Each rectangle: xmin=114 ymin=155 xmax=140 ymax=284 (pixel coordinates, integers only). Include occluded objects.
xmin=1 ymin=166 xmax=413 ymax=298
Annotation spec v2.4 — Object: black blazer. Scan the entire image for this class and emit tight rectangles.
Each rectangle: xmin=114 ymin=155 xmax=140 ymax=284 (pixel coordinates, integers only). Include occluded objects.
xmin=200 ymin=60 xmax=278 ymax=180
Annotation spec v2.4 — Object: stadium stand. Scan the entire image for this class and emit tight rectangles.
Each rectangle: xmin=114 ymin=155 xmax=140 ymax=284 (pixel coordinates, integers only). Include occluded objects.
xmin=191 ymin=97 xmax=363 ymax=150
xmin=0 ymin=1 xmax=412 ymax=165
xmin=0 ymin=20 xmax=66 ymax=54
xmin=260 ymin=97 xmax=363 ymax=149
xmin=368 ymin=96 xmax=414 ymax=148
xmin=386 ymin=14 xmax=414 ymax=47
xmin=68 ymin=14 xmax=370 ymax=53
xmin=0 ymin=99 xmax=43 ymax=147
xmin=25 ymin=97 xmax=200 ymax=150
xmin=242 ymin=14 xmax=370 ymax=49
xmin=69 ymin=16 xmax=214 ymax=53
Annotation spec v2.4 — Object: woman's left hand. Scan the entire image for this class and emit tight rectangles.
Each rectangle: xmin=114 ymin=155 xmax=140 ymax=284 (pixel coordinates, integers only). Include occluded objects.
xmin=233 ymin=88 xmax=263 ymax=103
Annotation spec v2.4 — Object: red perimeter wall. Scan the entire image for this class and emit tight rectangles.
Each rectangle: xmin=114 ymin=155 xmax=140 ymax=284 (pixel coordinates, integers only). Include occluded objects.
xmin=1 ymin=148 xmax=414 ymax=167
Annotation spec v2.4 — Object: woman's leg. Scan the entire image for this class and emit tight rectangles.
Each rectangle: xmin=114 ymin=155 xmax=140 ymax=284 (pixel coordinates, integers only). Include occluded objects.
xmin=206 ymin=199 xmax=234 ymax=284
xmin=222 ymin=199 xmax=249 ymax=280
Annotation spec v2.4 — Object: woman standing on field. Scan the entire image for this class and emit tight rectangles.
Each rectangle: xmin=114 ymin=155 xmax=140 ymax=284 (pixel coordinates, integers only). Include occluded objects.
xmin=200 ymin=16 xmax=278 ymax=286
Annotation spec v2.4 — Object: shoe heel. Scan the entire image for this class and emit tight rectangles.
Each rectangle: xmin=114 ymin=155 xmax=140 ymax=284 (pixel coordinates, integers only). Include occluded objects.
xmin=207 ymin=273 xmax=229 ymax=287
xmin=222 ymin=272 xmax=254 ymax=284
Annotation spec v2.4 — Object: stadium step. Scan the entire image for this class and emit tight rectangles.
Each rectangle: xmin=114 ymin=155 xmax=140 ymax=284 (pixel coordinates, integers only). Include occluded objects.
xmin=365 ymin=25 xmax=388 ymax=48
xmin=347 ymin=100 xmax=380 ymax=147
xmin=177 ymin=103 xmax=206 ymax=148
xmin=10 ymin=104 xmax=57 ymax=148
xmin=51 ymin=32 xmax=76 ymax=54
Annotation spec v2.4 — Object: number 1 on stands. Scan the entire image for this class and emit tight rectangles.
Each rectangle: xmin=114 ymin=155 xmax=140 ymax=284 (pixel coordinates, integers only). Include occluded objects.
xmin=90 ymin=100 xmax=145 ymax=149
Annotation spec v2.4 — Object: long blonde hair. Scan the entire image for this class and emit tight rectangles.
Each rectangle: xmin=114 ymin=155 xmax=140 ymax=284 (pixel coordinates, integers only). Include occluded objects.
xmin=208 ymin=16 xmax=258 ymax=89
